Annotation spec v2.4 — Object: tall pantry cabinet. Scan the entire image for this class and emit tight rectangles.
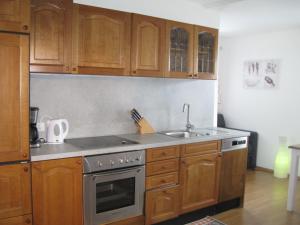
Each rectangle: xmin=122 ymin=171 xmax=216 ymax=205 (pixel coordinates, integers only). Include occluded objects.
xmin=0 ymin=2 xmax=31 ymax=225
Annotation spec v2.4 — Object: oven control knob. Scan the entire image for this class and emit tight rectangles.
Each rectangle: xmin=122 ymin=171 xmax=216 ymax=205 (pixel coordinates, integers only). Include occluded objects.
xmin=110 ymin=160 xmax=115 ymax=166
xmin=125 ymin=159 xmax=129 ymax=163
xmin=136 ymin=156 xmax=140 ymax=161
xmin=119 ymin=159 xmax=124 ymax=164
xmin=97 ymin=161 xmax=103 ymax=167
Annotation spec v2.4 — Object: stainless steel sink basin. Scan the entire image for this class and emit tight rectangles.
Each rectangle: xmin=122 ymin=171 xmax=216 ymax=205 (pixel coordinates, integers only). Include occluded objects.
xmin=162 ymin=131 xmax=212 ymax=139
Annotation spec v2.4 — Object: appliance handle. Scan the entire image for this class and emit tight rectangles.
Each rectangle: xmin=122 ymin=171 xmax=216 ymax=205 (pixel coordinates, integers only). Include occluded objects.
xmin=90 ymin=166 xmax=143 ymax=178
xmin=61 ymin=119 xmax=69 ymax=139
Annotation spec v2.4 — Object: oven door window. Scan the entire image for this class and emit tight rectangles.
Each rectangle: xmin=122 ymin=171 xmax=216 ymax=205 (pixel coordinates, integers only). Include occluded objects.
xmin=96 ymin=177 xmax=135 ymax=213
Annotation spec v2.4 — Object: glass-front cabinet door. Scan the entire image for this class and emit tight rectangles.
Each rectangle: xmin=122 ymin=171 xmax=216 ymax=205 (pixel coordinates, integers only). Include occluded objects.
xmin=166 ymin=21 xmax=194 ymax=78
xmin=194 ymin=26 xmax=218 ymax=79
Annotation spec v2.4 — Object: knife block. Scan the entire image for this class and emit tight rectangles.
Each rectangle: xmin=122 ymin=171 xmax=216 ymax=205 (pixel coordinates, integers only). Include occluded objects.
xmin=137 ymin=118 xmax=155 ymax=134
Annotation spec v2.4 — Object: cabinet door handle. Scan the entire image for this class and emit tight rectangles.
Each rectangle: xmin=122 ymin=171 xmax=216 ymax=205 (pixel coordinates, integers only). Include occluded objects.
xmin=23 ymin=167 xmax=29 ymax=172
xmin=132 ymin=70 xmax=137 ymax=74
xmin=23 ymin=153 xmax=28 ymax=158
xmin=25 ymin=218 xmax=31 ymax=224
xmin=160 ymin=179 xmax=166 ymax=183
xmin=188 ymin=74 xmax=193 ymax=78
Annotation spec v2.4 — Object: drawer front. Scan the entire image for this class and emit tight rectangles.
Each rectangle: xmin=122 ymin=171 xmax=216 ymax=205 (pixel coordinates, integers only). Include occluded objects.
xmin=147 ymin=158 xmax=179 ymax=176
xmin=182 ymin=141 xmax=220 ymax=157
xmin=146 ymin=172 xmax=178 ymax=190
xmin=146 ymin=146 xmax=180 ymax=162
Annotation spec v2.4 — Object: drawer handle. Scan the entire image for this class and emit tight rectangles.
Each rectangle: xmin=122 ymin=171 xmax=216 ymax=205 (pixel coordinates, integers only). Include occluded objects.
xmin=161 ymin=166 xmax=166 ymax=170
xmin=160 ymin=179 xmax=166 ymax=183
xmin=161 ymin=152 xmax=167 ymax=156
xmin=23 ymin=167 xmax=29 ymax=172
xmin=23 ymin=25 xmax=29 ymax=30
xmin=25 ymin=218 xmax=31 ymax=224
xmin=163 ymin=190 xmax=168 ymax=194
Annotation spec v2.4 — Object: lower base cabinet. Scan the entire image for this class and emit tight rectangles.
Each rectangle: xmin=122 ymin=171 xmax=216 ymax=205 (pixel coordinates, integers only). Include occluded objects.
xmin=0 ymin=215 xmax=32 ymax=225
xmin=32 ymin=157 xmax=83 ymax=225
xmin=145 ymin=185 xmax=180 ymax=225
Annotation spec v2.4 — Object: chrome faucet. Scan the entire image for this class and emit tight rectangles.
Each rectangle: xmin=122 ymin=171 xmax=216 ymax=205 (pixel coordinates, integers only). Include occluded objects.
xmin=183 ymin=103 xmax=194 ymax=132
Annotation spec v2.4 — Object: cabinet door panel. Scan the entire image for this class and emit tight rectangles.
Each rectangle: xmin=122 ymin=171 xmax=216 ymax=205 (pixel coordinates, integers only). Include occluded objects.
xmin=131 ymin=14 xmax=165 ymax=77
xmin=0 ymin=33 xmax=29 ymax=163
xmin=194 ymin=26 xmax=218 ymax=80
xmin=30 ymin=0 xmax=72 ymax=73
xmin=165 ymin=21 xmax=194 ymax=78
xmin=0 ymin=215 xmax=32 ymax=225
xmin=73 ymin=5 xmax=131 ymax=76
xmin=219 ymin=149 xmax=248 ymax=202
xmin=0 ymin=0 xmax=30 ymax=33
xmin=145 ymin=186 xmax=180 ymax=225
xmin=180 ymin=154 xmax=220 ymax=213
xmin=32 ymin=157 xmax=83 ymax=225
xmin=0 ymin=163 xmax=31 ymax=219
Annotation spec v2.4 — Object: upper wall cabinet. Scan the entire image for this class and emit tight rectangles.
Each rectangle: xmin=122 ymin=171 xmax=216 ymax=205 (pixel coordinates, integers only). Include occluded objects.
xmin=0 ymin=33 xmax=29 ymax=163
xmin=30 ymin=0 xmax=73 ymax=73
xmin=194 ymin=26 xmax=218 ymax=80
xmin=72 ymin=4 xmax=131 ymax=76
xmin=0 ymin=0 xmax=30 ymax=33
xmin=131 ymin=14 xmax=166 ymax=77
xmin=165 ymin=21 xmax=194 ymax=79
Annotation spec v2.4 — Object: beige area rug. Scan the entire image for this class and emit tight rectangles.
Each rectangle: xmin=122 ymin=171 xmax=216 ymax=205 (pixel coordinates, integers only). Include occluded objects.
xmin=186 ymin=216 xmax=227 ymax=225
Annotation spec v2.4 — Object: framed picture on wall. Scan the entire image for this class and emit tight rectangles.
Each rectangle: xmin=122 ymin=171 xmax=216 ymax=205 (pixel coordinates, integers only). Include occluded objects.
xmin=243 ymin=59 xmax=280 ymax=89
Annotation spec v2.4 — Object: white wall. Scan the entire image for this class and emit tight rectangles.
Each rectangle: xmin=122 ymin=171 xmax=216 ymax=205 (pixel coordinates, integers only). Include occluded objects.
xmin=31 ymin=75 xmax=216 ymax=139
xmin=74 ymin=0 xmax=220 ymax=28
xmin=218 ymin=27 xmax=300 ymax=170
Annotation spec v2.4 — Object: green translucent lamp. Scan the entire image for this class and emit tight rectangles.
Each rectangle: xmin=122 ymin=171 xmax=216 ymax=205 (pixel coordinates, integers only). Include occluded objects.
xmin=274 ymin=136 xmax=290 ymax=178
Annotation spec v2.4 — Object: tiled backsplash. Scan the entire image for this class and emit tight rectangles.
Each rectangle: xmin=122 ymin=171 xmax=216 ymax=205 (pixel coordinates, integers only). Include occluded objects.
xmin=30 ymin=74 xmax=216 ymax=138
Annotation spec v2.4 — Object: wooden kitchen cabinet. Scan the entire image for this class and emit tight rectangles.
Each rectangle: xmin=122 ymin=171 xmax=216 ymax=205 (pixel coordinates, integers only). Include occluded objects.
xmin=165 ymin=21 xmax=194 ymax=78
xmin=0 ymin=215 xmax=32 ymax=225
xmin=180 ymin=153 xmax=221 ymax=214
xmin=0 ymin=33 xmax=29 ymax=163
xmin=32 ymin=157 xmax=83 ymax=225
xmin=145 ymin=185 xmax=180 ymax=225
xmin=0 ymin=163 xmax=31 ymax=219
xmin=219 ymin=148 xmax=248 ymax=202
xmin=193 ymin=26 xmax=218 ymax=79
xmin=0 ymin=0 xmax=30 ymax=33
xmin=72 ymin=4 xmax=131 ymax=76
xmin=30 ymin=0 xmax=73 ymax=73
xmin=131 ymin=14 xmax=166 ymax=77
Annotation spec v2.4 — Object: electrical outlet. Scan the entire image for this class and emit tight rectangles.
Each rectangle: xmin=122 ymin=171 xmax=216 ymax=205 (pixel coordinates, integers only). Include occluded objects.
xmin=37 ymin=122 xmax=45 ymax=132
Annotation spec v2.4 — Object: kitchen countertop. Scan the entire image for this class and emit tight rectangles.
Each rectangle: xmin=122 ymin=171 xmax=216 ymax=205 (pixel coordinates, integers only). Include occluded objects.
xmin=30 ymin=127 xmax=250 ymax=161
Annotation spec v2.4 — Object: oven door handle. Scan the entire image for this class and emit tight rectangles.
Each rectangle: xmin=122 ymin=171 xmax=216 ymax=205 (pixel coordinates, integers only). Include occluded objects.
xmin=90 ymin=166 xmax=144 ymax=178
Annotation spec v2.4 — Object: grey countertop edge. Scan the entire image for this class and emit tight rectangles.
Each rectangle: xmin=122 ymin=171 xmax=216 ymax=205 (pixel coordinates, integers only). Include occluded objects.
xmin=30 ymin=128 xmax=251 ymax=162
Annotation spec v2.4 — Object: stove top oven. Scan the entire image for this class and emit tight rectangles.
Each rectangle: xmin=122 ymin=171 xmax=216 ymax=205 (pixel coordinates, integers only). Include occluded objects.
xmin=83 ymin=150 xmax=145 ymax=225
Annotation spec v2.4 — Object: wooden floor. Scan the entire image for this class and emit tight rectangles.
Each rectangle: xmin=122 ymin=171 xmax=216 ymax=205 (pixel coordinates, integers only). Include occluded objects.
xmin=215 ymin=170 xmax=300 ymax=225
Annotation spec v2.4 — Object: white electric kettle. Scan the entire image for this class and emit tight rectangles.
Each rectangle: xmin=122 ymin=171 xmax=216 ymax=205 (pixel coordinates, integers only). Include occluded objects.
xmin=46 ymin=119 xmax=69 ymax=144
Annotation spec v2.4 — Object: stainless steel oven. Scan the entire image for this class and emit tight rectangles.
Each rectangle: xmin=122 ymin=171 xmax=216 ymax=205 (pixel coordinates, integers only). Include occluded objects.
xmin=83 ymin=150 xmax=145 ymax=225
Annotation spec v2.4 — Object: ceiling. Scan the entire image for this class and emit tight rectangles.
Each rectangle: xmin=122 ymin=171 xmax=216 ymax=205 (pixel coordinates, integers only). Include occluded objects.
xmin=189 ymin=0 xmax=245 ymax=9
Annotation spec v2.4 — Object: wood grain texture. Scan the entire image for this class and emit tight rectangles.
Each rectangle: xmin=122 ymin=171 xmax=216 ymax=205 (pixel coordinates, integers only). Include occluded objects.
xmin=72 ymin=4 xmax=131 ymax=76
xmin=180 ymin=153 xmax=221 ymax=214
xmin=0 ymin=214 xmax=32 ymax=225
xmin=131 ymin=14 xmax=166 ymax=77
xmin=146 ymin=146 xmax=180 ymax=162
xmin=215 ymin=171 xmax=300 ymax=225
xmin=0 ymin=0 xmax=30 ymax=33
xmin=219 ymin=149 xmax=248 ymax=202
xmin=146 ymin=172 xmax=178 ymax=190
xmin=103 ymin=216 xmax=144 ymax=225
xmin=181 ymin=140 xmax=220 ymax=157
xmin=0 ymin=163 xmax=31 ymax=219
xmin=165 ymin=20 xmax=194 ymax=79
xmin=145 ymin=185 xmax=180 ymax=225
xmin=32 ymin=157 xmax=83 ymax=225
xmin=147 ymin=158 xmax=179 ymax=176
xmin=193 ymin=25 xmax=218 ymax=80
xmin=30 ymin=0 xmax=73 ymax=73
xmin=0 ymin=33 xmax=29 ymax=163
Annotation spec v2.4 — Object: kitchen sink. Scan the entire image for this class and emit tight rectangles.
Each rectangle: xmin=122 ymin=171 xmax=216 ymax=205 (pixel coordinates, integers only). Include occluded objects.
xmin=162 ymin=130 xmax=212 ymax=139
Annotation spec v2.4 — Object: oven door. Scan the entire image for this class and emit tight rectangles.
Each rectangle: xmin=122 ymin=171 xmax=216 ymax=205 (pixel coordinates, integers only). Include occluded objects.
xmin=84 ymin=166 xmax=145 ymax=225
